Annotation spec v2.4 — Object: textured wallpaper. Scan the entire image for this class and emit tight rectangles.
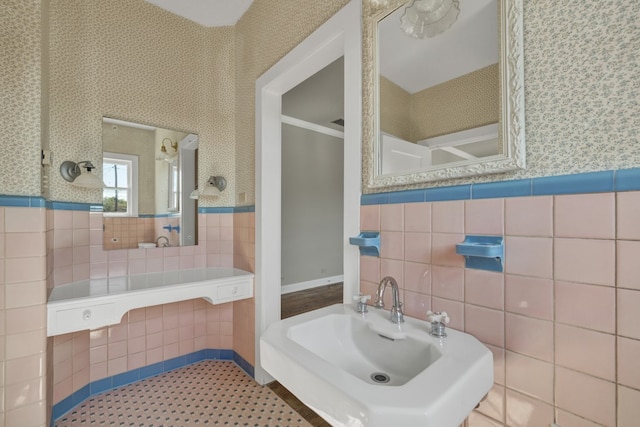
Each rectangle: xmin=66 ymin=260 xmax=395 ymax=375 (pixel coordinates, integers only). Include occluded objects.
xmin=380 ymin=65 xmax=499 ymax=144
xmin=0 ymin=1 xmax=43 ymax=196
xmin=233 ymin=0 xmax=351 ymax=206
xmin=520 ymin=0 xmax=640 ymax=179
xmin=379 ymin=76 xmax=412 ymax=142
xmin=2 ymin=0 xmax=639 ymax=201
xmin=410 ymin=64 xmax=499 ymax=141
xmin=48 ymin=0 xmax=236 ymax=206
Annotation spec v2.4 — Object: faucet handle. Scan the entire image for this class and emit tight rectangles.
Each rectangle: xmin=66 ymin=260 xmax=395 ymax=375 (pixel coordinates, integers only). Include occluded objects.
xmin=427 ymin=310 xmax=450 ymax=324
xmin=353 ymin=294 xmax=371 ymax=304
xmin=353 ymin=294 xmax=371 ymax=313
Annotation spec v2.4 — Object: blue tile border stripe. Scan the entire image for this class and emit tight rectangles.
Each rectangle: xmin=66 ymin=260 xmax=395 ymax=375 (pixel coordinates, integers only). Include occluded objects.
xmin=51 ymin=349 xmax=253 ymax=425
xmin=0 ymin=196 xmax=255 ymax=214
xmin=361 ymin=167 xmax=640 ymax=205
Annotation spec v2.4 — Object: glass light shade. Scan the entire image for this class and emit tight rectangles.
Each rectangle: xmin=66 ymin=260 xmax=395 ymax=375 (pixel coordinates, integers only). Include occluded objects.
xmin=73 ymin=171 xmax=106 ymax=189
xmin=200 ymin=185 xmax=222 ymax=197
xmin=400 ymin=0 xmax=460 ymax=39
xmin=189 ymin=189 xmax=199 ymax=200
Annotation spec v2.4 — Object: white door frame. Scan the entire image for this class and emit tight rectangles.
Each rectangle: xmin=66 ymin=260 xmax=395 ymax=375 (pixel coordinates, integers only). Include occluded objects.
xmin=254 ymin=0 xmax=362 ymax=385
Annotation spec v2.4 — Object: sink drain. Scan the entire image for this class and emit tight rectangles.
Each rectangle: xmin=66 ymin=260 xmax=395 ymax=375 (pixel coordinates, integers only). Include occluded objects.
xmin=370 ymin=372 xmax=390 ymax=384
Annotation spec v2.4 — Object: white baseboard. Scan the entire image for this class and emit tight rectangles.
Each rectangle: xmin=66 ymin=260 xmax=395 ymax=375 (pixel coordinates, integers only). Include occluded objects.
xmin=281 ymin=275 xmax=344 ymax=295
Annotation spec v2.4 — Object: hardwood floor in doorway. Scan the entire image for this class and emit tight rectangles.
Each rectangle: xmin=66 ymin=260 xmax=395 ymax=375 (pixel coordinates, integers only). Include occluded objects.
xmin=268 ymin=283 xmax=343 ymax=427
xmin=280 ymin=283 xmax=343 ymax=319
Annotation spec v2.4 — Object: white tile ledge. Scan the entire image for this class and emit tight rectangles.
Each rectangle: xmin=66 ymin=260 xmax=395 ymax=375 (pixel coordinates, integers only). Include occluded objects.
xmin=47 ymin=268 xmax=254 ymax=336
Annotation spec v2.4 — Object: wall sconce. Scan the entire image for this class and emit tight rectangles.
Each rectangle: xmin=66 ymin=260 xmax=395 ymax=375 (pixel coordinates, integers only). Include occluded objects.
xmin=400 ymin=0 xmax=460 ymax=39
xmin=60 ymin=160 xmax=106 ymax=189
xmin=200 ymin=176 xmax=227 ymax=197
xmin=158 ymin=137 xmax=178 ymax=162
xmin=189 ymin=185 xmax=199 ymax=200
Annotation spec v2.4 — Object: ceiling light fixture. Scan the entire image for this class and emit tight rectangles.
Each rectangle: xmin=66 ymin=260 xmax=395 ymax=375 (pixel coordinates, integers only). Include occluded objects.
xmin=400 ymin=0 xmax=460 ymax=39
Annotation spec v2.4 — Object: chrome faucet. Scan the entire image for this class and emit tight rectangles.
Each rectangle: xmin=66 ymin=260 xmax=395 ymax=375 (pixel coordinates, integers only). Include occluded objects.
xmin=374 ymin=276 xmax=404 ymax=324
xmin=156 ymin=235 xmax=170 ymax=248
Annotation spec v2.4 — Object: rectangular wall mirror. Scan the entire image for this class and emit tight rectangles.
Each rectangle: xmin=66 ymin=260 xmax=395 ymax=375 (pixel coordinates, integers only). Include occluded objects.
xmin=102 ymin=117 xmax=198 ymax=249
xmin=362 ymin=0 xmax=525 ymax=190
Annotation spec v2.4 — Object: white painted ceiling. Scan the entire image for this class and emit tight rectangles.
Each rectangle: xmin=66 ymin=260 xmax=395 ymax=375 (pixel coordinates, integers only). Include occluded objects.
xmin=144 ymin=0 xmax=254 ymax=27
xmin=379 ymin=0 xmax=498 ymax=94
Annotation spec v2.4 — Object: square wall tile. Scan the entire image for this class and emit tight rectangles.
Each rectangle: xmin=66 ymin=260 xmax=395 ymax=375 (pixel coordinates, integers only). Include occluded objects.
xmin=619 ymin=385 xmax=640 ymax=427
xmin=505 ymin=389 xmax=554 ymax=427
xmin=504 ymin=236 xmax=552 ymax=278
xmin=465 ymin=304 xmax=504 ymax=348
xmin=432 ymin=200 xmax=464 ymax=234
xmin=505 ymin=196 xmax=553 ymax=237
xmin=618 ymin=288 xmax=640 ymax=340
xmin=505 ymin=275 xmax=553 ymax=320
xmin=431 ymin=266 xmax=464 ymax=301
xmin=556 ymin=366 xmax=615 ymax=427
xmin=618 ymin=337 xmax=640 ymax=390
xmin=380 ymin=231 xmax=403 ymax=260
xmin=555 ymin=323 xmax=615 ymax=381
xmin=617 ymin=240 xmax=640 ymax=290
xmin=380 ymin=204 xmax=403 ymax=231
xmin=5 ymin=208 xmax=45 ymax=233
xmin=360 ymin=255 xmax=380 ymax=284
xmin=556 ymin=281 xmax=615 ymax=333
xmin=404 ymin=202 xmax=430 ymax=232
xmin=465 ymin=198 xmax=504 ymax=235
xmin=505 ymin=351 xmax=553 ymax=403
xmin=465 ymin=269 xmax=504 ymax=310
xmin=554 ymin=238 xmax=615 ymax=286
xmin=618 ymin=191 xmax=640 ymax=240
xmin=431 ymin=233 xmax=465 ymax=267
xmin=505 ymin=313 xmax=553 ymax=362
xmin=555 ymin=410 xmax=602 ymax=427
xmin=554 ymin=193 xmax=615 ymax=239
xmin=360 ymin=205 xmax=380 ymax=231
xmin=403 ymin=232 xmax=430 ymax=263
xmin=403 ymin=261 xmax=430 ymax=295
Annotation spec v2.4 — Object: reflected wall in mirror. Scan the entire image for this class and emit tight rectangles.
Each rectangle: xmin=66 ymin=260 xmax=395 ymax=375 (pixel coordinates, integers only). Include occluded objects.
xmin=102 ymin=117 xmax=198 ymax=250
xmin=362 ymin=0 xmax=525 ymax=190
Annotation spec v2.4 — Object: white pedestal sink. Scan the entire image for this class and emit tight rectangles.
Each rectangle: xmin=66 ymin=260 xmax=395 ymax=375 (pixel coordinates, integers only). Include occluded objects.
xmin=260 ymin=304 xmax=493 ymax=427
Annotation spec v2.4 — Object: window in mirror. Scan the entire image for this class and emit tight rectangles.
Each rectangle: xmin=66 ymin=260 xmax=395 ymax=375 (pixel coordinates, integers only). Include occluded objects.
xmin=168 ymin=160 xmax=179 ymax=212
xmin=101 ymin=117 xmax=198 ymax=250
xmin=103 ymin=152 xmax=138 ymax=217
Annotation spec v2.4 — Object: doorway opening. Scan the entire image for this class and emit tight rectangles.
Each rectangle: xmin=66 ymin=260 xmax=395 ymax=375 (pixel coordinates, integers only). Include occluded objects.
xmin=254 ymin=0 xmax=361 ymax=384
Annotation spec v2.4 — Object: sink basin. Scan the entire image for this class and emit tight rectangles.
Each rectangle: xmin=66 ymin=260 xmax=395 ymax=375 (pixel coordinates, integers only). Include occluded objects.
xmin=260 ymin=304 xmax=493 ymax=427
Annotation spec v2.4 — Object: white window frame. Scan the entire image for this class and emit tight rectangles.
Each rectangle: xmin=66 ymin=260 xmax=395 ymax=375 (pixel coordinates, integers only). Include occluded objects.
xmin=103 ymin=152 xmax=139 ymax=217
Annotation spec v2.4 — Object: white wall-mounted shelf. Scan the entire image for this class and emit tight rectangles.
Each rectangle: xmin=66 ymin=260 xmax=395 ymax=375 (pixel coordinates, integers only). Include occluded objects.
xmin=47 ymin=268 xmax=254 ymax=336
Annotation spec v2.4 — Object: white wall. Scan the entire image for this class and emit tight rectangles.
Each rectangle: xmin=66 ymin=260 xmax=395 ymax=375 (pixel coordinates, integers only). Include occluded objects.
xmin=281 ymin=123 xmax=344 ymax=287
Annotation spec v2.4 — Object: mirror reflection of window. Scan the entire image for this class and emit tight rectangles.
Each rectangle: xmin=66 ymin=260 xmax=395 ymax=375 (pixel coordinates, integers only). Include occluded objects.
xmin=168 ymin=161 xmax=179 ymax=212
xmin=103 ymin=152 xmax=139 ymax=217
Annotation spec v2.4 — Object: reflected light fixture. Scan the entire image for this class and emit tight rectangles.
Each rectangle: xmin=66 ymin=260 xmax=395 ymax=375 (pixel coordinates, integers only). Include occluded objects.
xmin=189 ymin=185 xmax=199 ymax=200
xmin=60 ymin=160 xmax=106 ymax=189
xmin=200 ymin=176 xmax=227 ymax=197
xmin=400 ymin=0 xmax=460 ymax=39
xmin=158 ymin=137 xmax=178 ymax=162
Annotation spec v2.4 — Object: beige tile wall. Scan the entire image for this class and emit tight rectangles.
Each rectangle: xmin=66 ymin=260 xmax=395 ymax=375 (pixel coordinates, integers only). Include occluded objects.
xmin=49 ymin=210 xmax=252 ymax=407
xmin=360 ymin=192 xmax=640 ymax=426
xmin=1 ymin=207 xmax=49 ymax=426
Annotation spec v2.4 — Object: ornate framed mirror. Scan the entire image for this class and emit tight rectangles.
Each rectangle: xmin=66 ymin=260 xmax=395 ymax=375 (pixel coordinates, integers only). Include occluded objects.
xmin=362 ymin=0 xmax=525 ymax=191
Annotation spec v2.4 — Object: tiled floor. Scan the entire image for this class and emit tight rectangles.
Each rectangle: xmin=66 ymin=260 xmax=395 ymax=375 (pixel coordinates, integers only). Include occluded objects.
xmin=55 ymin=361 xmax=312 ymax=427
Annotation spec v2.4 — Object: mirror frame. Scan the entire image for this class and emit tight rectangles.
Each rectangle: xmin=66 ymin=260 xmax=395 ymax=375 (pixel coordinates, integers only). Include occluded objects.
xmin=362 ymin=0 xmax=525 ymax=191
